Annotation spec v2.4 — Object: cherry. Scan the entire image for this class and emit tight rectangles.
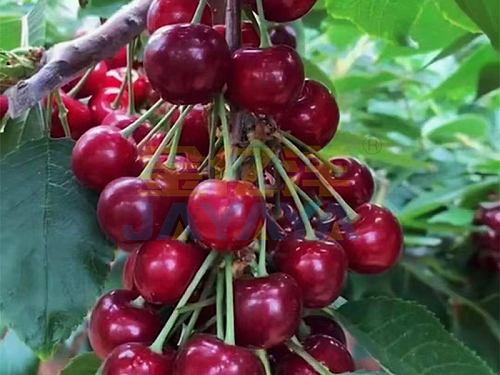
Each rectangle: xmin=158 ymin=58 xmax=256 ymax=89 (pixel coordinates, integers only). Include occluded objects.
xmin=227 ymin=46 xmax=304 ymax=114
xmin=102 ymin=111 xmax=153 ymax=143
xmin=339 ymin=203 xmax=403 ymax=274
xmin=276 ymin=79 xmax=339 ymax=149
xmin=472 ymin=229 xmax=500 ymax=253
xmin=475 ymin=202 xmax=500 ymax=231
xmin=281 ymin=149 xmax=321 ymax=199
xmin=270 ymin=25 xmax=297 ymax=49
xmin=89 ymin=290 xmax=162 ymax=359
xmin=71 ymin=126 xmax=139 ymax=191
xmin=303 ymin=315 xmax=346 ymax=345
xmin=62 ymin=61 xmax=108 ymax=98
xmin=147 ymin=0 xmax=212 ymax=34
xmin=214 ymin=21 xmax=260 ymax=48
xmin=88 ymin=87 xmax=128 ymax=124
xmin=173 ymin=335 xmax=264 ymax=375
xmin=234 ymin=273 xmax=302 ymax=348
xmin=122 ymin=250 xmax=139 ymax=290
xmin=0 ymin=94 xmax=8 ymax=119
xmin=144 ymin=23 xmax=230 ymax=105
xmin=273 ymin=202 xmax=304 ymax=234
xmin=187 ymin=179 xmax=266 ymax=252
xmin=170 ymin=104 xmax=210 ymax=161
xmin=312 ymin=203 xmax=347 ymax=242
xmin=102 ymin=343 xmax=175 ymax=375
xmin=274 ymin=236 xmax=347 ymax=308
xmin=105 ymin=47 xmax=128 ymax=70
xmin=277 ymin=335 xmax=354 ymax=375
xmin=134 ymin=239 xmax=206 ymax=304
xmin=142 ymin=131 xmax=167 ymax=156
xmin=46 ymin=91 xmax=94 ymax=140
xmin=246 ymin=0 xmax=317 ymax=22
xmin=105 ymin=68 xmax=151 ymax=107
xmin=318 ymin=158 xmax=374 ymax=208
xmin=470 ymin=247 xmax=500 ymax=272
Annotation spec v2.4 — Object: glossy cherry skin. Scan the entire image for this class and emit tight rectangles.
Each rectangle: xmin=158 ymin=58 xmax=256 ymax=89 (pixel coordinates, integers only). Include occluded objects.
xmin=134 ymin=239 xmax=206 ymax=304
xmin=303 ymin=315 xmax=346 ymax=345
xmin=170 ymin=104 xmax=210 ymax=161
xmin=277 ymin=335 xmax=354 ymax=375
xmin=62 ymin=61 xmax=108 ymax=98
xmin=0 ymin=94 xmax=8 ymax=119
xmin=122 ymin=250 xmax=139 ymax=290
xmin=71 ymin=126 xmax=139 ymax=191
xmin=274 ymin=236 xmax=347 ymax=308
xmin=475 ymin=202 xmax=500 ymax=231
xmin=102 ymin=343 xmax=175 ymax=375
xmin=147 ymin=0 xmax=212 ymax=34
xmin=47 ymin=91 xmax=94 ymax=140
xmin=246 ymin=0 xmax=317 ymax=22
xmin=102 ymin=111 xmax=152 ymax=143
xmin=273 ymin=202 xmax=304 ymax=234
xmin=89 ymin=87 xmax=128 ymax=124
xmin=276 ymin=79 xmax=339 ymax=149
xmin=89 ymin=290 xmax=162 ymax=359
xmin=227 ymin=46 xmax=304 ymax=114
xmin=188 ymin=179 xmax=266 ymax=252
xmin=318 ymin=158 xmax=374 ymax=208
xmin=105 ymin=47 xmax=128 ymax=70
xmin=144 ymin=24 xmax=230 ymax=105
xmin=214 ymin=21 xmax=260 ymax=48
xmin=173 ymin=335 xmax=264 ymax=375
xmin=339 ymin=203 xmax=403 ymax=274
xmin=234 ymin=273 xmax=302 ymax=348
xmin=270 ymin=25 xmax=297 ymax=49
xmin=105 ymin=68 xmax=151 ymax=107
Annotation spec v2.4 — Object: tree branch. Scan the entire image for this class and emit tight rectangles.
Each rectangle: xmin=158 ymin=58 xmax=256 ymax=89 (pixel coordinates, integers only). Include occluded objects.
xmin=6 ymin=0 xmax=153 ymax=117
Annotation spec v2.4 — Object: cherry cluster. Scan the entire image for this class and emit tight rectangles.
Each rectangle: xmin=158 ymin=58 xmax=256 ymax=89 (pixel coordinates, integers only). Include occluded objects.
xmin=471 ymin=201 xmax=500 ymax=271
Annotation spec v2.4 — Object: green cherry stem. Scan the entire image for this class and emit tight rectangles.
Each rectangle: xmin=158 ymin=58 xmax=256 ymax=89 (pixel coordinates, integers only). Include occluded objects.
xmin=121 ymin=98 xmax=166 ymax=138
xmin=287 ymin=337 xmax=334 ymax=375
xmin=296 ymin=187 xmax=329 ymax=220
xmin=207 ymin=103 xmax=219 ymax=178
xmin=255 ymin=0 xmax=271 ymax=48
xmin=253 ymin=146 xmax=268 ymax=276
xmin=216 ymin=269 xmax=225 ymax=340
xmin=53 ymin=90 xmax=71 ymax=138
xmin=150 ymin=250 xmax=218 ymax=353
xmin=177 ymin=297 xmax=216 ymax=314
xmin=177 ymin=226 xmax=191 ymax=242
xmin=192 ymin=0 xmax=208 ymax=23
xmin=137 ymin=105 xmax=177 ymax=151
xmin=224 ymin=254 xmax=235 ymax=345
xmin=112 ymin=69 xmax=128 ymax=110
xmin=44 ymin=91 xmax=53 ymax=132
xmin=166 ymin=106 xmax=185 ymax=169
xmin=218 ymin=96 xmax=235 ymax=180
xmin=199 ymin=137 xmax=223 ymax=173
xmin=67 ymin=63 xmax=96 ymax=98
xmin=255 ymin=349 xmax=272 ymax=375
xmin=126 ymin=42 xmax=135 ymax=115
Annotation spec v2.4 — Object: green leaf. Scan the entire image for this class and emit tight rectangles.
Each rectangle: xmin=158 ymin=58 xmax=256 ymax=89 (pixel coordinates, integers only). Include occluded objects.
xmin=333 ymin=297 xmax=496 ymax=375
xmin=422 ymin=114 xmax=489 ymax=142
xmin=0 ymin=138 xmax=113 ymax=358
xmin=455 ymin=0 xmax=500 ymax=50
xmin=0 ymin=15 xmax=22 ymax=50
xmin=27 ymin=0 xmax=46 ymax=47
xmin=477 ymin=62 xmax=500 ymax=98
xmin=428 ymin=207 xmax=475 ymax=226
xmin=423 ymin=33 xmax=480 ymax=68
xmin=334 ymin=71 xmax=399 ymax=94
xmin=59 ymin=353 xmax=101 ymax=375
xmin=437 ymin=0 xmax=481 ymax=33
xmin=0 ymin=331 xmax=40 ymax=375
xmin=78 ymin=0 xmax=129 ymax=18
xmin=302 ymin=58 xmax=336 ymax=95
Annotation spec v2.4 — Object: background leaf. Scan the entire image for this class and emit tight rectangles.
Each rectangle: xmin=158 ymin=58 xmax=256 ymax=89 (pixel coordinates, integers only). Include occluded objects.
xmin=59 ymin=353 xmax=101 ymax=375
xmin=0 ymin=331 xmax=40 ymax=375
xmin=454 ymin=0 xmax=500 ymax=50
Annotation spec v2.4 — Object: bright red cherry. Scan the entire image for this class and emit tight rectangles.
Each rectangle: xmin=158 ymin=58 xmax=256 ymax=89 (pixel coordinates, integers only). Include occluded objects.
xmin=89 ymin=87 xmax=128 ymax=124
xmin=123 ymin=250 xmax=139 ymax=290
xmin=102 ymin=111 xmax=152 ymax=143
xmin=46 ymin=91 xmax=94 ymax=140
xmin=187 ymin=179 xmax=266 ymax=252
xmin=274 ymin=236 xmax=347 ymax=308
xmin=105 ymin=68 xmax=151 ymax=107
xmin=170 ymin=104 xmax=210 ymax=161
xmin=71 ymin=126 xmax=139 ymax=191
xmin=213 ymin=21 xmax=260 ymax=48
xmin=318 ymin=158 xmax=374 ymax=208
xmin=89 ymin=290 xmax=162 ymax=359
xmin=102 ymin=343 xmax=175 ymax=375
xmin=147 ymin=0 xmax=212 ymax=34
xmin=246 ymin=0 xmax=317 ymax=22
xmin=339 ymin=203 xmax=403 ymax=274
xmin=144 ymin=24 xmax=230 ymax=105
xmin=234 ymin=273 xmax=302 ymax=348
xmin=277 ymin=335 xmax=354 ymax=375
xmin=0 ymin=94 xmax=8 ymax=119
xmin=134 ymin=239 xmax=206 ymax=304
xmin=173 ymin=335 xmax=264 ymax=375
xmin=227 ymin=46 xmax=304 ymax=114
xmin=276 ymin=79 xmax=339 ymax=149
xmin=475 ymin=202 xmax=500 ymax=231
xmin=303 ymin=315 xmax=346 ymax=345
xmin=270 ymin=25 xmax=297 ymax=49
xmin=62 ymin=62 xmax=108 ymax=98
xmin=141 ymin=131 xmax=167 ymax=156
xmin=105 ymin=47 xmax=128 ymax=70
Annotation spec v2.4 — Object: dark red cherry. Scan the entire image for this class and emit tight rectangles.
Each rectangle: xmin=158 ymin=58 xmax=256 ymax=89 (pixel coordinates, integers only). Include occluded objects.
xmin=144 ymin=23 xmax=230 ymax=105
xmin=46 ymin=91 xmax=94 ymax=140
xmin=470 ymin=247 xmax=500 ymax=272
xmin=339 ymin=203 xmax=403 ymax=274
xmin=102 ymin=111 xmax=152 ymax=143
xmin=89 ymin=290 xmax=162 ymax=359
xmin=213 ymin=21 xmax=260 ymax=48
xmin=105 ymin=47 xmax=128 ymax=70
xmin=303 ymin=315 xmax=346 ymax=345
xmin=134 ymin=239 xmax=206 ymax=304
xmin=227 ymin=46 xmax=304 ymax=114
xmin=270 ymin=25 xmax=297 ymax=49
xmin=147 ymin=0 xmax=212 ymax=34
xmin=102 ymin=343 xmax=175 ymax=375
xmin=273 ymin=202 xmax=304 ymax=234
xmin=89 ymin=87 xmax=128 ymax=124
xmin=318 ymin=158 xmax=374 ymax=208
xmin=187 ymin=179 xmax=266 ymax=252
xmin=276 ymin=79 xmax=339 ymax=149
xmin=475 ymin=202 xmax=500 ymax=231
xmin=312 ymin=203 xmax=347 ymax=242
xmin=234 ymin=273 xmax=302 ymax=348
xmin=170 ymin=104 xmax=210 ymax=161
xmin=281 ymin=148 xmax=321 ymax=199
xmin=173 ymin=335 xmax=264 ymax=375
xmin=0 ymin=94 xmax=8 ymax=119
xmin=274 ymin=236 xmax=347 ymax=308
xmin=105 ymin=68 xmax=151 ymax=107
xmin=277 ymin=335 xmax=354 ymax=375
xmin=246 ymin=0 xmax=317 ymax=22
xmin=71 ymin=126 xmax=139 ymax=191
xmin=123 ymin=250 xmax=139 ymax=290
xmin=62 ymin=61 xmax=108 ymax=98
xmin=472 ymin=229 xmax=500 ymax=253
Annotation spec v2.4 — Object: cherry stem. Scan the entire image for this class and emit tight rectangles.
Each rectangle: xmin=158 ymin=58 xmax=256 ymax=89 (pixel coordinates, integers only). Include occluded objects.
xmin=53 ymin=90 xmax=71 ymax=138
xmin=207 ymin=104 xmax=219 ymax=178
xmin=255 ymin=349 xmax=272 ymax=375
xmin=177 ymin=296 xmax=216 ymax=314
xmin=192 ymin=0 xmax=208 ymax=23
xmin=253 ymin=146 xmax=268 ymax=277
xmin=121 ymin=98 xmax=166 ymax=138
xmin=257 ymin=141 xmax=317 ymax=240
xmin=255 ymin=0 xmax=271 ymax=48
xmin=216 ymin=269 xmax=225 ymax=340
xmin=140 ymin=105 xmax=193 ymax=180
xmin=233 ymin=146 xmax=254 ymax=172
xmin=166 ymin=105 xmax=185 ymax=169
xmin=199 ymin=137 xmax=223 ymax=173
xmin=111 ymin=69 xmax=128 ymax=110
xmin=279 ymin=134 xmax=360 ymax=222
xmin=150 ymin=250 xmax=218 ymax=353
xmin=296 ymin=187 xmax=329 ymax=220
xmin=287 ymin=337 xmax=334 ymax=375
xmin=224 ymin=254 xmax=235 ymax=345
xmin=44 ymin=91 xmax=53 ymax=132
xmin=137 ymin=105 xmax=177 ymax=151
xmin=177 ymin=226 xmax=190 ymax=242
xmin=67 ymin=63 xmax=96 ymax=98
xmin=218 ymin=96 xmax=235 ymax=180
xmin=126 ymin=42 xmax=135 ymax=115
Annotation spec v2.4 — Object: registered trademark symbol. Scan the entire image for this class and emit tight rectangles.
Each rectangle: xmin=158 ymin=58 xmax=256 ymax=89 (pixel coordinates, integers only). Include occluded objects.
xmin=363 ymin=136 xmax=382 ymax=154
